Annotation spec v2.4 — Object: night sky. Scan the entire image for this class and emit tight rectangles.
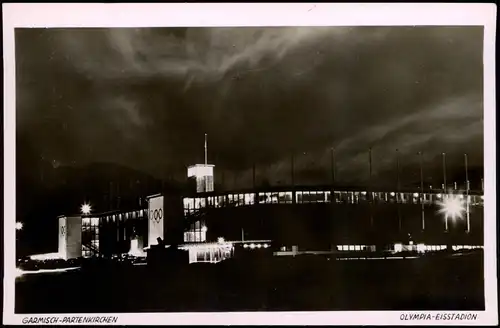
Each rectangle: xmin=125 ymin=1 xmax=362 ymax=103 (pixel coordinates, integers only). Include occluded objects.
xmin=16 ymin=26 xmax=484 ymax=193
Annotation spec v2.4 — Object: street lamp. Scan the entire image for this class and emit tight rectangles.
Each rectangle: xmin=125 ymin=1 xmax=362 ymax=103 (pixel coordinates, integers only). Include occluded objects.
xmin=81 ymin=203 xmax=92 ymax=215
xmin=437 ymin=194 xmax=465 ymax=231
xmin=16 ymin=222 xmax=23 ymax=231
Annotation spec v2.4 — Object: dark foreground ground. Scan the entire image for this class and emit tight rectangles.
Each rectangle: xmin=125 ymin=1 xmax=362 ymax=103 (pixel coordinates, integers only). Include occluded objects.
xmin=16 ymin=251 xmax=484 ymax=313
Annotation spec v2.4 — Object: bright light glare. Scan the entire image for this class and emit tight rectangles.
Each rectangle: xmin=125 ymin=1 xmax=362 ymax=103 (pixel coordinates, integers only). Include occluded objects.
xmin=217 ymin=237 xmax=225 ymax=244
xmin=80 ymin=203 xmax=92 ymax=215
xmin=16 ymin=222 xmax=23 ymax=231
xmin=437 ymin=194 xmax=465 ymax=221
xmin=249 ymin=243 xmax=256 ymax=249
xmin=15 ymin=267 xmax=24 ymax=278
xmin=16 ymin=267 xmax=80 ymax=278
xmin=29 ymin=252 xmax=62 ymax=261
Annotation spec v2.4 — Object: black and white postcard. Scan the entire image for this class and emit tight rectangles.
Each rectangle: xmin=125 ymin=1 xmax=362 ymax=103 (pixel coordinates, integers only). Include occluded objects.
xmin=3 ymin=3 xmax=497 ymax=326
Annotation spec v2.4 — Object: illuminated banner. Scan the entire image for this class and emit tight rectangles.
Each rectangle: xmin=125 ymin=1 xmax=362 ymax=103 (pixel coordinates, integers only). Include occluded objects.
xmin=148 ymin=195 xmax=164 ymax=246
xmin=58 ymin=216 xmax=67 ymax=259
xmin=57 ymin=216 xmax=82 ymax=259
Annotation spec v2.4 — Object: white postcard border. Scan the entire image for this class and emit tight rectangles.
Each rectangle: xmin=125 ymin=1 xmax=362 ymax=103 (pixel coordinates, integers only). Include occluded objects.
xmin=2 ymin=3 xmax=497 ymax=326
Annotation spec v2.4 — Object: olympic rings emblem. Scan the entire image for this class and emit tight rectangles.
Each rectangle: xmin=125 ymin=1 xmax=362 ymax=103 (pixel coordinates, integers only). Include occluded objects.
xmin=150 ymin=208 xmax=163 ymax=224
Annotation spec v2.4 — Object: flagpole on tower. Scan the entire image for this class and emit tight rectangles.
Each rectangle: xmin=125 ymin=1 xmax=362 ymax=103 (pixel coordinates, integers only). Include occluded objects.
xmin=204 ymin=133 xmax=208 ymax=192
xmin=204 ymin=133 xmax=208 ymax=166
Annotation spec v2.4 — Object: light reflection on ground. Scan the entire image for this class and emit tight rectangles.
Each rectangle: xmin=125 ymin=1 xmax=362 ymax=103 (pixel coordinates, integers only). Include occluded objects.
xmin=16 ymin=266 xmax=80 ymax=279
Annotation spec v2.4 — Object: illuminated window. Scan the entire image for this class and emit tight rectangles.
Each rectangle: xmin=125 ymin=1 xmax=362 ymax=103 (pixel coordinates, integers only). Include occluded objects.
xmin=349 ymin=245 xmax=355 ymax=251
xmin=244 ymin=193 xmax=255 ymax=205
xmin=333 ymin=191 xmax=341 ymax=203
xmin=311 ymin=191 xmax=320 ymax=202
xmin=258 ymin=192 xmax=267 ymax=203
xmin=355 ymin=245 xmax=361 ymax=251
xmin=416 ymin=244 xmax=426 ymax=253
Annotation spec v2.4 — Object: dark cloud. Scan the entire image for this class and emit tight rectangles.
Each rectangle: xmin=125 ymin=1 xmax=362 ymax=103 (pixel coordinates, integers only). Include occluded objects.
xmin=16 ymin=26 xmax=484 ymax=186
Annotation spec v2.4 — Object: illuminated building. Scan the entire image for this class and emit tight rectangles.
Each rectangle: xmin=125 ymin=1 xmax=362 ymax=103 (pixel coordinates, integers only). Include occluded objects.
xmin=185 ymin=164 xmax=214 ymax=242
xmin=46 ymin=185 xmax=483 ymax=262
xmin=187 ymin=164 xmax=215 ymax=193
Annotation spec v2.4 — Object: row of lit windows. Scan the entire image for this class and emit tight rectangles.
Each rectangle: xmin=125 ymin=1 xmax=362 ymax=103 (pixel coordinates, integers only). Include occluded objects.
xmin=183 ymin=191 xmax=484 ymax=213
xmin=82 ymin=217 xmax=100 ymax=226
xmin=82 ymin=226 xmax=99 ymax=236
xmin=259 ymin=192 xmax=294 ymax=204
xmin=451 ymin=245 xmax=483 ymax=251
xmin=394 ymin=244 xmax=483 ymax=253
xmin=183 ymin=230 xmax=207 ymax=243
xmin=337 ymin=245 xmax=375 ymax=251
xmin=83 ymin=210 xmax=147 ymax=226
xmin=421 ymin=245 xmax=447 ymax=251
xmin=82 ymin=217 xmax=100 ymax=258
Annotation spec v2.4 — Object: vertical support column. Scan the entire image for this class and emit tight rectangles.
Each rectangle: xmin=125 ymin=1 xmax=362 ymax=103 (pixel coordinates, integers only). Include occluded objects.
xmin=291 ymin=153 xmax=296 ymax=205
xmin=465 ymin=153 xmax=470 ymax=233
xmin=368 ymin=148 xmax=373 ymax=228
xmin=419 ymin=151 xmax=425 ymax=231
xmin=396 ymin=149 xmax=401 ymax=234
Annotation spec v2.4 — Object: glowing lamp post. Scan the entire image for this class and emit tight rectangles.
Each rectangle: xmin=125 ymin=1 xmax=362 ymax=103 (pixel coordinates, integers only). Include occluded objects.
xmin=437 ymin=194 xmax=466 ymax=232
xmin=16 ymin=222 xmax=23 ymax=231
xmin=80 ymin=203 xmax=92 ymax=215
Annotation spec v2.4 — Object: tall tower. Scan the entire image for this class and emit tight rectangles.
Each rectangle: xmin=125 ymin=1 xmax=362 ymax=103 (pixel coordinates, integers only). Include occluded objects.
xmin=187 ymin=133 xmax=215 ymax=193
xmin=187 ymin=164 xmax=215 ymax=193
xmin=184 ymin=134 xmax=214 ymax=243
